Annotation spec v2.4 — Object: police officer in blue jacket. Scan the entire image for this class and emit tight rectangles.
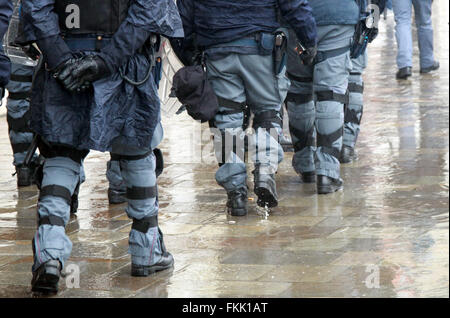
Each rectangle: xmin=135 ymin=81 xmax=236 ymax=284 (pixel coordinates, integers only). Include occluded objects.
xmin=177 ymin=0 xmax=317 ymax=216
xmin=0 ymin=0 xmax=13 ymax=92
xmin=21 ymin=0 xmax=183 ymax=294
xmin=286 ymin=0 xmax=360 ymax=194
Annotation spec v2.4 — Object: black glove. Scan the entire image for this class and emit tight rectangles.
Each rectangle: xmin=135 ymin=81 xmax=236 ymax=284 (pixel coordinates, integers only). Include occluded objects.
xmin=55 ymin=55 xmax=111 ymax=93
xmin=297 ymin=44 xmax=318 ymax=66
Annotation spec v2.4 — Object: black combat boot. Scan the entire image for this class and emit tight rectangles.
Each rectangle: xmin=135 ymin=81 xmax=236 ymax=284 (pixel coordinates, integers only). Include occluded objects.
xmin=301 ymin=171 xmax=316 ymax=184
xmin=226 ymin=188 xmax=248 ymax=216
xmin=420 ymin=61 xmax=440 ymax=74
xmin=15 ymin=165 xmax=34 ymax=187
xmin=108 ymin=188 xmax=127 ymax=204
xmin=340 ymin=145 xmax=356 ymax=164
xmin=396 ymin=67 xmax=412 ymax=80
xmin=317 ymin=175 xmax=343 ymax=194
xmin=31 ymin=260 xmax=62 ymax=294
xmin=253 ymin=166 xmax=278 ymax=208
xmin=131 ymin=228 xmax=174 ymax=277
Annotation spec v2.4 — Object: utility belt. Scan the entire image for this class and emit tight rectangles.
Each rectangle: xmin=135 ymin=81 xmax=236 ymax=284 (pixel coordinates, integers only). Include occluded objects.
xmin=63 ymin=35 xmax=112 ymax=52
xmin=314 ymin=46 xmax=350 ymax=65
xmin=205 ymin=30 xmax=288 ymax=75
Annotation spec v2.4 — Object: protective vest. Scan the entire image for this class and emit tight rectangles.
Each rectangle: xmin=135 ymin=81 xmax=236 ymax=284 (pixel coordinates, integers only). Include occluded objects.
xmin=54 ymin=0 xmax=131 ymax=36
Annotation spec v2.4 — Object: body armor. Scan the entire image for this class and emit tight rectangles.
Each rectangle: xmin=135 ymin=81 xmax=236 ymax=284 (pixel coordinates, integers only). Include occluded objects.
xmin=54 ymin=0 xmax=131 ymax=36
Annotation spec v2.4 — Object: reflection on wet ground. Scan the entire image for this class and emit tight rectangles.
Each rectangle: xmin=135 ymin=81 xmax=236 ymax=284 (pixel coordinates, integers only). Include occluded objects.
xmin=0 ymin=5 xmax=448 ymax=298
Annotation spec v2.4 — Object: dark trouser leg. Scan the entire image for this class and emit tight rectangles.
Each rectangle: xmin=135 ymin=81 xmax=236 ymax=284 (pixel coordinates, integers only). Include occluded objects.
xmin=31 ymin=143 xmax=87 ymax=293
xmin=5 ymin=64 xmax=38 ymax=186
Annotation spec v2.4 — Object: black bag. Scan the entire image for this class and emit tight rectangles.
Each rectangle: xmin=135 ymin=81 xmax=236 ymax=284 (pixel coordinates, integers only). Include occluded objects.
xmin=171 ymin=65 xmax=219 ymax=122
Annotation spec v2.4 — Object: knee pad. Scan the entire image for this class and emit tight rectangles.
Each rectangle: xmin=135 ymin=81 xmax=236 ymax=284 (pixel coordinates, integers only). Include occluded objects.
xmin=252 ymin=110 xmax=282 ymax=131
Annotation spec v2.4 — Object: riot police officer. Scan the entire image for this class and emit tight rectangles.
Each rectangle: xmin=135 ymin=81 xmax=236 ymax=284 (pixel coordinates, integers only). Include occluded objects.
xmin=286 ymin=0 xmax=360 ymax=194
xmin=342 ymin=0 xmax=386 ymax=163
xmin=21 ymin=0 xmax=183 ymax=294
xmin=0 ymin=0 xmax=13 ymax=92
xmin=177 ymin=0 xmax=317 ymax=216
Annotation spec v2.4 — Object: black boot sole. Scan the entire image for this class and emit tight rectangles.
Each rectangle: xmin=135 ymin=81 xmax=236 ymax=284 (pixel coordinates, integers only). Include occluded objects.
xmin=17 ymin=176 xmax=33 ymax=187
xmin=255 ymin=184 xmax=278 ymax=208
xmin=131 ymin=260 xmax=174 ymax=277
xmin=227 ymin=206 xmax=248 ymax=217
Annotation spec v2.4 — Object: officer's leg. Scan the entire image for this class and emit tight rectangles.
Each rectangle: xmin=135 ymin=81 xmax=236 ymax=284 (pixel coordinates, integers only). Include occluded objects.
xmin=286 ymin=72 xmax=316 ymax=183
xmin=206 ymin=55 xmax=248 ymax=216
xmin=106 ymin=154 xmax=126 ymax=204
xmin=111 ymin=138 xmax=172 ymax=276
xmin=241 ymin=54 xmax=286 ymax=208
xmin=31 ymin=142 xmax=87 ymax=294
xmin=392 ymin=0 xmax=413 ymax=70
xmin=413 ymin=0 xmax=437 ymax=71
xmin=313 ymin=50 xmax=352 ymax=194
xmin=5 ymin=63 xmax=38 ymax=186
xmin=342 ymin=52 xmax=367 ymax=163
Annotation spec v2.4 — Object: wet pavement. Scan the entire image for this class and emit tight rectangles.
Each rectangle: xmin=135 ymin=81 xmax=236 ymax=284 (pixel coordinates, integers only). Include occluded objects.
xmin=0 ymin=4 xmax=448 ymax=298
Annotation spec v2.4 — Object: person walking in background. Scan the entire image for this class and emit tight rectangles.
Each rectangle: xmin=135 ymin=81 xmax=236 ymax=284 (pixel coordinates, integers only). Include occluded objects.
xmin=393 ymin=0 xmax=439 ymax=80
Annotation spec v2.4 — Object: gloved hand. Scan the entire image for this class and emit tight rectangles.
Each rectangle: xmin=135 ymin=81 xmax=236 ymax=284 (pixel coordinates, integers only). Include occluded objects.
xmin=54 ymin=55 xmax=111 ymax=93
xmin=297 ymin=44 xmax=318 ymax=66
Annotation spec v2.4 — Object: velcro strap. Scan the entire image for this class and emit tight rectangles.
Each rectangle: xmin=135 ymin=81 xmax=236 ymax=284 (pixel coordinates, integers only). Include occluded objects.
xmin=316 ymin=90 xmax=349 ymax=104
xmin=37 ymin=141 xmax=89 ymax=164
xmin=132 ymin=216 xmax=158 ymax=233
xmin=317 ymin=127 xmax=343 ymax=148
xmin=253 ymin=110 xmax=282 ymax=130
xmin=126 ymin=186 xmax=158 ymax=200
xmin=345 ymin=108 xmax=363 ymax=125
xmin=10 ymin=74 xmax=33 ymax=83
xmin=286 ymin=92 xmax=314 ymax=104
xmin=286 ymin=72 xmax=312 ymax=83
xmin=110 ymin=150 xmax=152 ymax=162
xmin=39 ymin=215 xmax=66 ymax=227
xmin=290 ymin=125 xmax=315 ymax=151
xmin=39 ymin=185 xmax=72 ymax=204
xmin=217 ymin=97 xmax=246 ymax=114
xmin=7 ymin=111 xmax=32 ymax=133
xmin=314 ymin=46 xmax=350 ymax=64
xmin=348 ymin=83 xmax=364 ymax=93
xmin=11 ymin=142 xmax=31 ymax=154
xmin=317 ymin=127 xmax=342 ymax=159
xmin=8 ymin=91 xmax=31 ymax=101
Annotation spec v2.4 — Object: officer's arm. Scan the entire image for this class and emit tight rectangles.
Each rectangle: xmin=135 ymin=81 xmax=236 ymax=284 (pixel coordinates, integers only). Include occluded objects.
xmin=0 ymin=0 xmax=13 ymax=41
xmin=278 ymin=0 xmax=317 ymax=48
xmin=170 ymin=0 xmax=197 ymax=66
xmin=21 ymin=0 xmax=72 ymax=70
xmin=0 ymin=0 xmax=13 ymax=88
xmin=98 ymin=0 xmax=184 ymax=74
